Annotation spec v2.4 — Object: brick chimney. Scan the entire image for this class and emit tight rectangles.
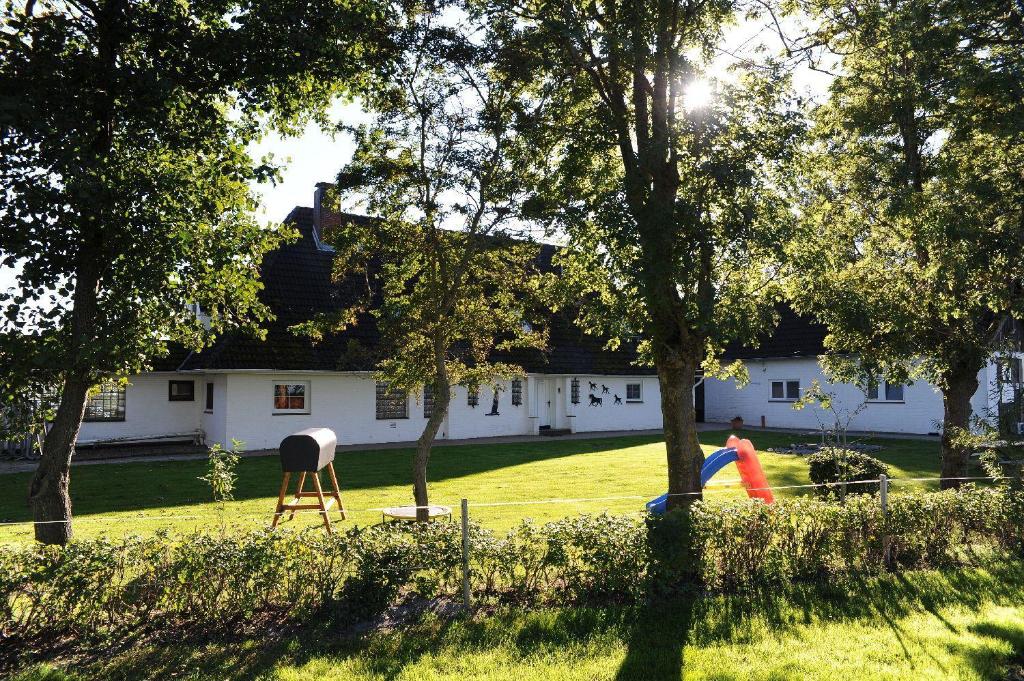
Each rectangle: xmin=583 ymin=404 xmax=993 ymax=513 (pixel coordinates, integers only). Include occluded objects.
xmin=313 ymin=182 xmax=333 ymax=231
xmin=311 ymin=183 xmax=341 ymax=252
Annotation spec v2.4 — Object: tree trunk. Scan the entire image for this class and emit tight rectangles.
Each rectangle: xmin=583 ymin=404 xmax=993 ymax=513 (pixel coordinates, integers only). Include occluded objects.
xmin=656 ymin=349 xmax=704 ymax=511
xmin=413 ymin=352 xmax=451 ymax=522
xmin=28 ymin=241 xmax=102 ymax=544
xmin=939 ymin=366 xmax=980 ymax=489
xmin=29 ymin=375 xmax=91 ymax=544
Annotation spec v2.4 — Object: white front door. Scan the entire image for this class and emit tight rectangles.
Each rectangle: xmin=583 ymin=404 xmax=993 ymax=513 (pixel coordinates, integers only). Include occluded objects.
xmin=538 ymin=380 xmax=553 ymax=428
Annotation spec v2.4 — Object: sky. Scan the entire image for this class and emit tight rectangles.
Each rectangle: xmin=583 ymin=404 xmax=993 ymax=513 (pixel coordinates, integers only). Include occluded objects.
xmin=250 ymin=16 xmax=830 ymax=224
xmin=0 ymin=14 xmax=830 ymax=298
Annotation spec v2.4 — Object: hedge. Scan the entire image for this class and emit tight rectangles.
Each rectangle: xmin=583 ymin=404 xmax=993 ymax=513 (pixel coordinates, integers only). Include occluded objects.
xmin=807 ymin=447 xmax=890 ymax=496
xmin=2 ymin=486 xmax=1022 ymax=639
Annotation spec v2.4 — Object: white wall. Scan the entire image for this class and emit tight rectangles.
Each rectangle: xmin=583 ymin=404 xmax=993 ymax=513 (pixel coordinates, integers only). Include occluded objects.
xmin=566 ymin=375 xmax=664 ymax=433
xmin=446 ymin=381 xmax=534 ymax=440
xmin=219 ymin=373 xmax=429 ymax=450
xmin=199 ymin=374 xmax=228 ymax=447
xmin=74 ymin=352 xmax=1022 ymax=451
xmin=702 ymin=357 xmax=983 ymax=435
xmin=78 ymin=374 xmax=202 ymax=443
xmin=76 ymin=370 xmax=666 ymax=452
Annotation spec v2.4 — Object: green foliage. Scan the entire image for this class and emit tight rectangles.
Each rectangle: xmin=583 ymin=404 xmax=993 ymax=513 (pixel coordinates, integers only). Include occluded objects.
xmin=0 ymin=0 xmax=391 ymax=383
xmin=645 ymin=508 xmax=701 ymax=591
xmin=198 ymin=440 xmax=243 ymax=504
xmin=311 ymin=9 xmax=546 ymax=397
xmin=4 ymin=487 xmax=1022 ymax=639
xmin=807 ymin=448 xmax=890 ymax=497
xmin=485 ymin=0 xmax=805 ymax=507
xmin=492 ymin=0 xmax=804 ymax=369
xmin=0 ymin=0 xmax=398 ymax=540
xmin=303 ymin=8 xmax=547 ymax=512
xmin=785 ymin=0 xmax=1024 ymax=474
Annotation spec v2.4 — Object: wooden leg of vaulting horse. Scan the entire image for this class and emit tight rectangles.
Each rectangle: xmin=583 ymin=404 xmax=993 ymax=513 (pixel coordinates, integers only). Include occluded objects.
xmin=326 ymin=462 xmax=346 ymax=520
xmin=288 ymin=472 xmax=307 ymax=520
xmin=272 ymin=472 xmax=291 ymax=528
xmin=311 ymin=472 xmax=332 ymax=535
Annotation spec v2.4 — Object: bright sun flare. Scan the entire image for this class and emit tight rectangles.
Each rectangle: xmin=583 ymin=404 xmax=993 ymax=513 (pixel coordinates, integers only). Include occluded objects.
xmin=684 ymin=79 xmax=714 ymax=110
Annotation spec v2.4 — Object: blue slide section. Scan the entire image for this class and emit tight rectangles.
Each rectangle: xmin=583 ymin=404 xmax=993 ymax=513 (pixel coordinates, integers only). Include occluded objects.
xmin=645 ymin=447 xmax=738 ymax=515
xmin=700 ymin=447 xmax=738 ymax=487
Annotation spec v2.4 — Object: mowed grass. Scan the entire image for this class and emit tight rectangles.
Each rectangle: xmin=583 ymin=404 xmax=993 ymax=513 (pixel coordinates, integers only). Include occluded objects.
xmin=11 ymin=561 xmax=1024 ymax=680
xmin=0 ymin=429 xmax=948 ymax=542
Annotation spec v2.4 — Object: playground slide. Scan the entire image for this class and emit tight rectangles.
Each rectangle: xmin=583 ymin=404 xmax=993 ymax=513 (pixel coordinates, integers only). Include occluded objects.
xmin=727 ymin=435 xmax=774 ymax=504
xmin=646 ymin=435 xmax=774 ymax=514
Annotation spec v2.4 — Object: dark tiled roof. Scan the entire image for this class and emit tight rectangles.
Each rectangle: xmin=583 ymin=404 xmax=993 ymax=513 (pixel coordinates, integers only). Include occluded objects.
xmin=721 ymin=305 xmax=827 ymax=360
xmin=150 ymin=343 xmax=194 ymax=372
xmin=177 ymin=207 xmax=653 ymax=375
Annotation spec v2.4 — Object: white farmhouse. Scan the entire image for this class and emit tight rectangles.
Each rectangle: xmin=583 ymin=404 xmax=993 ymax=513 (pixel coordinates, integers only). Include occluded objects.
xmin=72 ymin=187 xmax=1023 ymax=452
xmin=704 ymin=307 xmax=1022 ymax=436
xmin=76 ymin=190 xmax=664 ymax=451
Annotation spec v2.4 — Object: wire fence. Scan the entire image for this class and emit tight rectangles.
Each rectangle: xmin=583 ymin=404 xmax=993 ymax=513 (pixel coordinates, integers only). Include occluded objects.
xmin=0 ymin=474 xmax=1013 ymax=530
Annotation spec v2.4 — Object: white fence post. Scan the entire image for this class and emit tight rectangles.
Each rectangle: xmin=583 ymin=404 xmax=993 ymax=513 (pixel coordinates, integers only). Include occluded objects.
xmin=461 ymin=498 xmax=471 ymax=612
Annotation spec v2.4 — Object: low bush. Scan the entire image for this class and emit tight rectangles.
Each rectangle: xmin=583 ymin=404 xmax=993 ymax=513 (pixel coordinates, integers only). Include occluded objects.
xmin=807 ymin=447 xmax=890 ymax=496
xmin=2 ymin=486 xmax=1021 ymax=641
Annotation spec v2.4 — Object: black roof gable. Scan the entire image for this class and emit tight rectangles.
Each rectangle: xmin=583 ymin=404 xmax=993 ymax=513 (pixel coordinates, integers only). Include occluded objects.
xmin=177 ymin=207 xmax=654 ymax=375
xmin=721 ymin=305 xmax=827 ymax=360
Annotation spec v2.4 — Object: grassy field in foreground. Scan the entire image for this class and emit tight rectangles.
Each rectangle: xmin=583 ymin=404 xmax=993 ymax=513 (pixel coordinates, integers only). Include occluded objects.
xmin=11 ymin=561 xmax=1024 ymax=680
xmin=0 ymin=429 xmax=952 ymax=542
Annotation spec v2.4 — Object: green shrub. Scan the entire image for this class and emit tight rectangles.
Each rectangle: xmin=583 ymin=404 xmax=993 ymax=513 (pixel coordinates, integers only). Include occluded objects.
xmin=543 ymin=513 xmax=648 ymax=601
xmin=807 ymin=447 xmax=890 ymax=496
xmin=1 ymin=486 xmax=1019 ymax=640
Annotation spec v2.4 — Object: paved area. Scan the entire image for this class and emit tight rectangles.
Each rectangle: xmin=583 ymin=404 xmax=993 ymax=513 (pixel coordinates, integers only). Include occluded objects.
xmin=737 ymin=424 xmax=941 ymax=442
xmin=0 ymin=424 xmax=732 ymax=474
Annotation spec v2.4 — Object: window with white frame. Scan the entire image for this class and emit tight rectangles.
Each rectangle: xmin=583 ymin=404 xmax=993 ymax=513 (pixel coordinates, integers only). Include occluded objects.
xmin=84 ymin=382 xmax=126 ymax=422
xmin=376 ymin=382 xmax=408 ymax=419
xmin=273 ymin=382 xmax=310 ymax=413
xmin=467 ymin=385 xmax=479 ymax=408
xmin=867 ymin=380 xmax=904 ymax=402
xmin=204 ymin=382 xmax=214 ymax=412
xmin=626 ymin=382 xmax=642 ymax=402
xmin=770 ymin=380 xmax=800 ymax=401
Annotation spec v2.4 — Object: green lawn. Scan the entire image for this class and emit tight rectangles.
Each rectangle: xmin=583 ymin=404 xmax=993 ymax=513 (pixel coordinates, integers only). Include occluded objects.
xmin=0 ymin=429 xmax=948 ymax=542
xmin=12 ymin=561 xmax=1024 ymax=680
xmin=6 ymin=431 xmax=1021 ymax=681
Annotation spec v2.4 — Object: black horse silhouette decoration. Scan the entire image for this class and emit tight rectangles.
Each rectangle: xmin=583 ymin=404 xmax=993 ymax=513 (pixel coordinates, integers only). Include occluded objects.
xmin=613 ymin=395 xmax=623 ymax=404
xmin=589 ymin=381 xmax=598 ymax=391
xmin=588 ymin=394 xmax=603 ymax=406
xmin=601 ymin=384 xmax=610 ymax=394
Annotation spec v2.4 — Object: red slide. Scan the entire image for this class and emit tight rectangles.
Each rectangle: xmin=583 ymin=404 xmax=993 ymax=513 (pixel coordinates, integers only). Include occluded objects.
xmin=726 ymin=435 xmax=775 ymax=504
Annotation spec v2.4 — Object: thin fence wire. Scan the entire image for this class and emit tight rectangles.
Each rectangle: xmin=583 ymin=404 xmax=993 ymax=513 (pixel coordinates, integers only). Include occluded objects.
xmin=0 ymin=474 xmax=1012 ymax=529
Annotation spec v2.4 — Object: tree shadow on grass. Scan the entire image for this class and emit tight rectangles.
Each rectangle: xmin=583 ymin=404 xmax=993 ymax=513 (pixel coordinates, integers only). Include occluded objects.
xmin=0 ymin=434 xmax=669 ymax=522
xmin=611 ymin=559 xmax=1024 ymax=680
xmin=77 ymin=612 xmax=461 ymax=681
xmin=613 ymin=597 xmax=694 ymax=681
xmin=0 ymin=429 xmax=942 ymax=526
xmin=17 ymin=560 xmax=1024 ymax=681
xmin=964 ymin=622 xmax=1024 ymax=680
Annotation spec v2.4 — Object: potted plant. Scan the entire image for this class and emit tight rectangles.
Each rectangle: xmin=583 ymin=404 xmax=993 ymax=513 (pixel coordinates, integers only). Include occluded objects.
xmin=730 ymin=416 xmax=744 ymax=430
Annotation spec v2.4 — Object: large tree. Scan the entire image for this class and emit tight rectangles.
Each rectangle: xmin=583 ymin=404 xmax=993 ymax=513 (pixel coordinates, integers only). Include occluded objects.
xmin=309 ymin=8 xmax=545 ymax=520
xmin=487 ymin=0 xmax=802 ymax=508
xmin=0 ymin=0 xmax=394 ymax=543
xmin=785 ymin=0 xmax=1024 ymax=487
